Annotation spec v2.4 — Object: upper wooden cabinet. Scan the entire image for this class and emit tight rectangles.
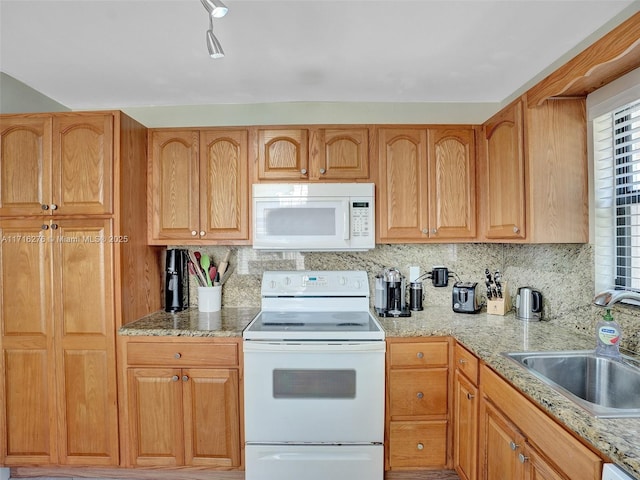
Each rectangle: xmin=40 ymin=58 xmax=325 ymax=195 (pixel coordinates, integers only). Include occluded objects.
xmin=377 ymin=126 xmax=476 ymax=243
xmin=254 ymin=126 xmax=370 ymax=181
xmin=480 ymin=101 xmax=526 ymax=240
xmin=148 ymin=128 xmax=249 ymax=245
xmin=479 ymin=97 xmax=588 ymax=243
xmin=0 ymin=113 xmax=113 ymax=216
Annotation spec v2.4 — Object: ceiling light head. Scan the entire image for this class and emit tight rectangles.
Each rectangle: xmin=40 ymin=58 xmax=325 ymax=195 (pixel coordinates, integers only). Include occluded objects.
xmin=206 ymin=30 xmax=225 ymax=59
xmin=201 ymin=0 xmax=228 ymax=18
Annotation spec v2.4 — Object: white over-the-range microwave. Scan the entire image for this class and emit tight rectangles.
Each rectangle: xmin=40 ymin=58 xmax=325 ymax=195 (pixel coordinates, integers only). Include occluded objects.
xmin=252 ymin=183 xmax=375 ymax=251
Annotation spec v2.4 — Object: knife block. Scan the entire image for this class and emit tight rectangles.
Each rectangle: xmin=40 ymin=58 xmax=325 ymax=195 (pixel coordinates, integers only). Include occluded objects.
xmin=487 ymin=282 xmax=511 ymax=315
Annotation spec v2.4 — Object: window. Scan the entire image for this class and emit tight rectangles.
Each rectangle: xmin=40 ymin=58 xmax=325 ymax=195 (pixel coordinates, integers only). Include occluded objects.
xmin=593 ymin=99 xmax=640 ymax=294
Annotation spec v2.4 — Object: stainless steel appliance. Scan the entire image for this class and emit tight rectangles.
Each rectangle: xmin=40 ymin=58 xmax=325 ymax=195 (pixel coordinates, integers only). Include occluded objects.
xmin=452 ymin=282 xmax=481 ymax=313
xmin=374 ymin=267 xmax=410 ymax=317
xmin=252 ymin=183 xmax=375 ymax=251
xmin=243 ymin=271 xmax=385 ymax=480
xmin=516 ymin=286 xmax=543 ymax=321
xmin=164 ymin=248 xmax=188 ymax=312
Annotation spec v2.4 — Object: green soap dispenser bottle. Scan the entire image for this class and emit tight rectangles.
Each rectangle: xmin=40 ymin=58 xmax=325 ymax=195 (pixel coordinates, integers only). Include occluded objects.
xmin=595 ymin=309 xmax=622 ymax=359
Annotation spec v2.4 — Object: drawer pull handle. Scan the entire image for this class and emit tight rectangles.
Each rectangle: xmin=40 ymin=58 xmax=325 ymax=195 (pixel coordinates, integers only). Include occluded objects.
xmin=171 ymin=375 xmax=179 ymax=382
xmin=467 ymin=393 xmax=475 ymax=400
xmin=509 ymin=441 xmax=519 ymax=451
xmin=417 ymin=443 xmax=424 ymax=450
xmin=175 ymin=353 xmax=182 ymax=359
xmin=416 ymin=392 xmax=424 ymax=399
xmin=417 ymin=352 xmax=424 ymax=359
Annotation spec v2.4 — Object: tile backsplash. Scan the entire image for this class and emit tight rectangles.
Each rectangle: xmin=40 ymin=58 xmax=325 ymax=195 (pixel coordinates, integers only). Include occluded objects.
xmin=184 ymin=243 xmax=640 ymax=354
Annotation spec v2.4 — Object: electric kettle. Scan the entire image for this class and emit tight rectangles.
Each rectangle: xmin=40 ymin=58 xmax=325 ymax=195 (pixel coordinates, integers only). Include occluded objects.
xmin=515 ymin=287 xmax=543 ymax=321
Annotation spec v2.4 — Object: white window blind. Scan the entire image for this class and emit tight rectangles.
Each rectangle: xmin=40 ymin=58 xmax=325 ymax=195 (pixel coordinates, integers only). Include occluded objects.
xmin=594 ymin=99 xmax=640 ymax=294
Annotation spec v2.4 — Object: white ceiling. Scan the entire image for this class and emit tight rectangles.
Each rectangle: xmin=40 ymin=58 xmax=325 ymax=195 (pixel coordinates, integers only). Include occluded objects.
xmin=0 ymin=0 xmax=638 ymax=111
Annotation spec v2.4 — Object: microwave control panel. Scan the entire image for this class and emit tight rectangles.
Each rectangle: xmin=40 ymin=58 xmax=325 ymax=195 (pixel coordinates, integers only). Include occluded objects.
xmin=351 ymin=201 xmax=371 ymax=237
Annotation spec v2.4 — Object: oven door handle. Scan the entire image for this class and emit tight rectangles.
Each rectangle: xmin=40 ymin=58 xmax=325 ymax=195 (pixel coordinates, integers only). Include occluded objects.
xmin=243 ymin=341 xmax=385 ymax=353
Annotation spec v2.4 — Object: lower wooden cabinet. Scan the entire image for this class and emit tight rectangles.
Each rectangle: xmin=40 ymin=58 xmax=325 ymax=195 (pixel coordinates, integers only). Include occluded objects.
xmin=453 ymin=343 xmax=479 ymax=480
xmin=386 ymin=337 xmax=452 ymax=470
xmin=120 ymin=338 xmax=242 ymax=469
xmin=478 ymin=364 xmax=603 ymax=480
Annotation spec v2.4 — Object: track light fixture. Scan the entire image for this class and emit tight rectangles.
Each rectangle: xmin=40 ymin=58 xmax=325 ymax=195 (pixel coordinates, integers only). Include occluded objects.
xmin=201 ymin=0 xmax=227 ymax=58
xmin=201 ymin=0 xmax=228 ymax=19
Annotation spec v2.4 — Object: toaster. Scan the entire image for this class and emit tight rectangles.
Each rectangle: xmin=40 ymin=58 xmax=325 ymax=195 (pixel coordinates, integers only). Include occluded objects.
xmin=452 ymin=282 xmax=481 ymax=314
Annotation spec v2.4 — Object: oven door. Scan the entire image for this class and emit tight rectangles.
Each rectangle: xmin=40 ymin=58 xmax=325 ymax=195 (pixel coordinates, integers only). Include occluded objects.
xmin=244 ymin=341 xmax=385 ymax=443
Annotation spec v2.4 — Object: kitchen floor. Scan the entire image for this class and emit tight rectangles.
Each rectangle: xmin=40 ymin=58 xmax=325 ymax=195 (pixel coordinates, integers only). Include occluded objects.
xmin=9 ymin=471 xmax=461 ymax=480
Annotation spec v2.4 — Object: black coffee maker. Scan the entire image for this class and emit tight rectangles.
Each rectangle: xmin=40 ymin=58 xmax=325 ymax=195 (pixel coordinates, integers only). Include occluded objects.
xmin=165 ymin=249 xmax=188 ymax=312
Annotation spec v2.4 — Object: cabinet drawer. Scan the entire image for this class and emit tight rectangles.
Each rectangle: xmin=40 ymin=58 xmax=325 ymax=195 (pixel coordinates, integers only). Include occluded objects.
xmin=389 ymin=420 xmax=448 ymax=468
xmin=454 ymin=343 xmax=479 ymax=385
xmin=127 ymin=342 xmax=238 ymax=367
xmin=389 ymin=341 xmax=449 ymax=367
xmin=389 ymin=369 xmax=448 ymax=417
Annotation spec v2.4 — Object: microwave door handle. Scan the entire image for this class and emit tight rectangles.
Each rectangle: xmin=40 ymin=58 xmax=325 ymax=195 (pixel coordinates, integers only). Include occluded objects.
xmin=343 ymin=201 xmax=350 ymax=240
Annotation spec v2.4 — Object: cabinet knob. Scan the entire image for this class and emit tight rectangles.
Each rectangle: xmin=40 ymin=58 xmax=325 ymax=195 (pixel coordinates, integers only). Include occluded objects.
xmin=300 ymin=168 xmax=307 ymax=175
xmin=319 ymin=168 xmax=326 ymax=174
xmin=51 ymin=223 xmax=59 ymax=230
xmin=509 ymin=441 xmax=519 ymax=451
xmin=199 ymin=231 xmax=205 ymax=237
xmin=518 ymin=453 xmax=529 ymax=464
xmin=467 ymin=392 xmax=475 ymax=400
xmin=171 ymin=375 xmax=179 ymax=382
xmin=421 ymin=228 xmax=429 ymax=235
xmin=416 ymin=392 xmax=424 ymax=399
xmin=41 ymin=204 xmax=49 ymax=211
xmin=513 ymin=226 xmax=520 ymax=233
xmin=191 ymin=230 xmax=198 ymax=236
xmin=50 ymin=204 xmax=58 ymax=210
xmin=432 ymin=228 xmax=437 ymax=234
xmin=417 ymin=352 xmax=424 ymax=359
xmin=458 ymin=358 xmax=467 ymax=364
xmin=41 ymin=224 xmax=49 ymax=230
xmin=174 ymin=353 xmax=182 ymax=359
xmin=416 ymin=443 xmax=424 ymax=450
xmin=182 ymin=375 xmax=189 ymax=382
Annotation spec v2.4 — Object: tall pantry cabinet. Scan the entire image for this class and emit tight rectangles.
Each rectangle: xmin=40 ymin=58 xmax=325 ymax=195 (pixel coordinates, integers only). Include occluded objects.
xmin=0 ymin=111 xmax=163 ymax=466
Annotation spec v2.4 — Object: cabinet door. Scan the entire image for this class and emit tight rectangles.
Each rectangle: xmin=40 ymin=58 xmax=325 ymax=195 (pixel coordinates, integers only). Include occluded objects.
xmin=482 ymin=101 xmax=526 ymax=239
xmin=256 ymin=128 xmax=309 ymax=180
xmin=479 ymin=399 xmax=524 ymax=480
xmin=149 ymin=130 xmax=200 ymax=242
xmin=454 ymin=371 xmax=478 ymax=480
xmin=52 ymin=218 xmax=118 ymax=465
xmin=524 ymin=444 xmax=566 ymax=480
xmin=378 ymin=128 xmax=429 ymax=241
xmin=316 ymin=128 xmax=369 ymax=180
xmin=52 ymin=114 xmax=113 ymax=215
xmin=0 ymin=219 xmax=56 ymax=464
xmin=200 ymin=130 xmax=249 ymax=241
xmin=0 ymin=115 xmax=52 ymax=216
xmin=182 ymin=368 xmax=241 ymax=467
xmin=127 ymin=368 xmax=183 ymax=466
xmin=428 ymin=128 xmax=476 ymax=239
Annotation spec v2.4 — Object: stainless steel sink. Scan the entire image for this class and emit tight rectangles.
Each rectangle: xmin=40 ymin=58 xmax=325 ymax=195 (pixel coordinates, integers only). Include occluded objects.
xmin=503 ymin=350 xmax=640 ymax=418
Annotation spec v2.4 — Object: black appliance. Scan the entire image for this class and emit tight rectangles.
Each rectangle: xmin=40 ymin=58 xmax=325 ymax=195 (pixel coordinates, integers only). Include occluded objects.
xmin=452 ymin=282 xmax=481 ymax=314
xmin=165 ymin=248 xmax=188 ymax=312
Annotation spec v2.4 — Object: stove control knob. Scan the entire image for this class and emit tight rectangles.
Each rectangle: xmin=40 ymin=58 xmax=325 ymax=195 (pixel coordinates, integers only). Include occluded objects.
xmin=270 ymin=280 xmax=277 ymax=289
xmin=284 ymin=276 xmax=291 ymax=285
xmin=339 ymin=276 xmax=347 ymax=286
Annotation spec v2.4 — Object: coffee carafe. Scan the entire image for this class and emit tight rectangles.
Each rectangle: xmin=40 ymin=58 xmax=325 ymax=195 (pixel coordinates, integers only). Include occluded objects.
xmin=165 ymin=249 xmax=189 ymax=312
xmin=375 ymin=267 xmax=411 ymax=317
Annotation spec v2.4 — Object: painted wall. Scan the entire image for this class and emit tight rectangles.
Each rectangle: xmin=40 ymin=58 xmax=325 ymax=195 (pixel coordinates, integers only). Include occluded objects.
xmin=0 ymin=72 xmax=69 ymax=113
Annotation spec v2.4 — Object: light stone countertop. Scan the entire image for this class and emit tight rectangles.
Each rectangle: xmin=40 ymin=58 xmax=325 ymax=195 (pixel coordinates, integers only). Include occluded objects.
xmin=120 ymin=306 xmax=640 ymax=478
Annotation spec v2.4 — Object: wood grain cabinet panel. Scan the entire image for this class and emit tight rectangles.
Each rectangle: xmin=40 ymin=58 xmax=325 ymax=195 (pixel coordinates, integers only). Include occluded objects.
xmin=386 ymin=338 xmax=451 ymax=471
xmin=0 ymin=111 xmax=162 ymax=467
xmin=148 ymin=128 xmax=250 ymax=244
xmin=317 ymin=128 xmax=369 ymax=179
xmin=377 ymin=126 xmax=477 ymax=242
xmin=256 ymin=128 xmax=309 ymax=180
xmin=0 ymin=113 xmax=113 ymax=217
